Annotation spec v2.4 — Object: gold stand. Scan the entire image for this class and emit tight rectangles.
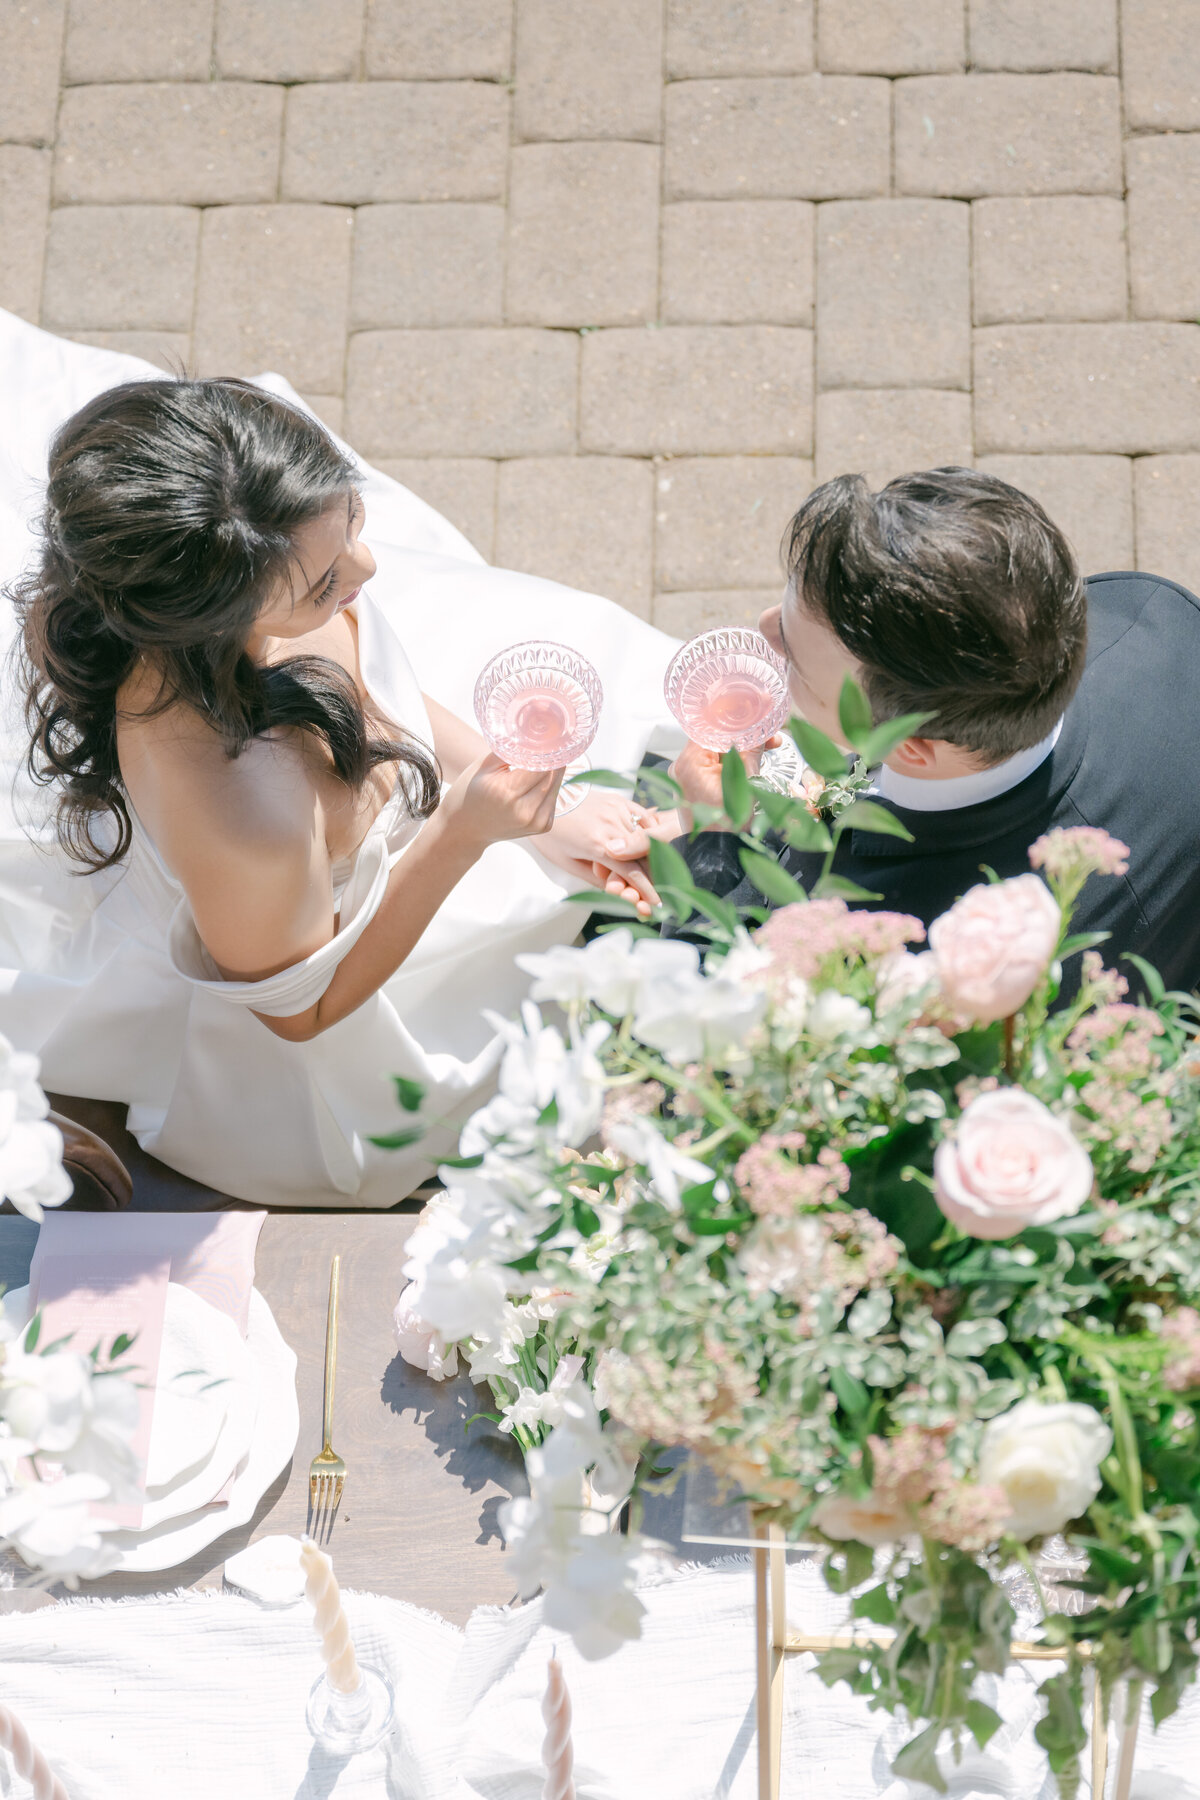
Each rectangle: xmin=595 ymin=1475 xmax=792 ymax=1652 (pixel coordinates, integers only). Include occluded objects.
xmin=752 ymin=1521 xmax=1129 ymax=1800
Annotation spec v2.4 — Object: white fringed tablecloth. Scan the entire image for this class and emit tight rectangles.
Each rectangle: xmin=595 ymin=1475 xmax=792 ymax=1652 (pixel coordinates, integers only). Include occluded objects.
xmin=0 ymin=1564 xmax=1198 ymax=1800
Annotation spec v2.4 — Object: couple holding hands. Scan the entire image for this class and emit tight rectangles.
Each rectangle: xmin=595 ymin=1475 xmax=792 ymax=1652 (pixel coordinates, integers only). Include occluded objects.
xmin=1 ymin=308 xmax=1196 ymax=1208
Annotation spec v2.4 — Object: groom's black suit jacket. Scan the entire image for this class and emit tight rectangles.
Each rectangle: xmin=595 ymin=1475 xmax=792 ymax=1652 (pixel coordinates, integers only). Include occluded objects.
xmin=676 ymin=573 xmax=1200 ymax=995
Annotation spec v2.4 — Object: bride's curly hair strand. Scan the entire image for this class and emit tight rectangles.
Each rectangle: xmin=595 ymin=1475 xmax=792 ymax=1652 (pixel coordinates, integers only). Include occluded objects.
xmin=10 ymin=378 xmax=440 ymax=873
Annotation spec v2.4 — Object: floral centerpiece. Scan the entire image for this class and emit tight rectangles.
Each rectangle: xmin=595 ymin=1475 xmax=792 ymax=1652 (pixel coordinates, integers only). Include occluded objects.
xmin=394 ymin=687 xmax=1200 ymax=1796
xmin=0 ymin=1035 xmax=140 ymax=1582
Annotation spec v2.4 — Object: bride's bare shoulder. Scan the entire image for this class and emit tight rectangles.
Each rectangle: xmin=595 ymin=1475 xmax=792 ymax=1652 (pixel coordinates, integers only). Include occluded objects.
xmin=116 ymin=663 xmax=318 ymax=873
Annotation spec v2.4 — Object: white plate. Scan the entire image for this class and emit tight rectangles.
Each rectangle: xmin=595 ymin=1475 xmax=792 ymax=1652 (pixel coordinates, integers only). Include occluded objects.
xmin=2 ymin=1282 xmax=254 ymax=1523
xmin=97 ymin=1288 xmax=297 ymax=1575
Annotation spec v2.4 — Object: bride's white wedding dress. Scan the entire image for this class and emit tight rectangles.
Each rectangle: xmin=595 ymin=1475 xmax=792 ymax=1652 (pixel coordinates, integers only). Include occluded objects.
xmin=0 ymin=309 xmax=683 ymax=1207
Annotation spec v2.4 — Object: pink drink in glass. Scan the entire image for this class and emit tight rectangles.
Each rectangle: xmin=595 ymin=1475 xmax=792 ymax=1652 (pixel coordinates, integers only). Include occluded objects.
xmin=663 ymin=627 xmax=790 ymax=752
xmin=473 ymin=640 xmax=603 ymax=771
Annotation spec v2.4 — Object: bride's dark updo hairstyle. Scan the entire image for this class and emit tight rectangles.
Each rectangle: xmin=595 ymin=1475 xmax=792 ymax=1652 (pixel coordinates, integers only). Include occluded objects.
xmin=12 ymin=378 xmax=440 ymax=872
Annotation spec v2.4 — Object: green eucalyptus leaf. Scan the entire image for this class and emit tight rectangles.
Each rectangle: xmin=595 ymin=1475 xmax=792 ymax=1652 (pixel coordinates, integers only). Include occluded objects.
xmin=738 ymin=848 xmax=808 ymax=906
xmin=890 ymin=1724 xmax=947 ymax=1794
xmin=720 ymin=748 xmax=755 ymax=830
xmin=965 ymin=1700 xmax=1003 ymax=1751
xmin=636 ymin=766 xmax=686 ymax=807
xmin=392 ymin=1076 xmax=426 ymax=1113
xmin=780 ymin=810 xmax=832 ymax=853
xmin=23 ymin=1312 xmax=41 ymax=1353
xmin=1059 ymin=930 xmax=1111 ymax=960
xmin=856 ymin=710 xmax=936 ymax=768
xmin=831 ymin=1365 xmax=870 ymax=1418
xmin=787 ymin=717 xmax=848 ymax=781
xmin=565 ymin=890 xmax=643 ymax=915
xmin=648 ymin=835 xmax=696 ymax=895
xmin=368 ymin=1125 xmax=425 ymax=1150
xmin=837 ymin=675 xmax=875 ymax=750
xmin=837 ymin=799 xmax=915 ymax=843
xmin=562 ymin=768 xmax=635 ymax=789
xmin=812 ymin=873 xmax=884 ymax=903
xmin=852 ymin=1582 xmax=897 ymax=1624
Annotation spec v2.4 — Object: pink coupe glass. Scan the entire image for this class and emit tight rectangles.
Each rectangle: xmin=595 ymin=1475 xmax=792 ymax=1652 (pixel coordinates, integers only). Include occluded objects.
xmin=473 ymin=640 xmax=603 ymax=771
xmin=663 ymin=626 xmax=791 ymax=752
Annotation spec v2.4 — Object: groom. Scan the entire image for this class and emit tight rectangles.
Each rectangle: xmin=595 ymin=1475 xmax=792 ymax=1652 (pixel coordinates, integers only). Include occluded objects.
xmin=670 ymin=468 xmax=1200 ymax=995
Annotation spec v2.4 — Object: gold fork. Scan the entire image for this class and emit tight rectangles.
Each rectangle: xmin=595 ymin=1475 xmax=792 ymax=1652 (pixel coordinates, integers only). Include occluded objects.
xmin=308 ymin=1254 xmax=346 ymax=1533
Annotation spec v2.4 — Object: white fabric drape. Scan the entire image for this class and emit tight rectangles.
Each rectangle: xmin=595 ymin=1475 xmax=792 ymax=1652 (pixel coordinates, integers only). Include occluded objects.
xmin=0 ymin=311 xmax=684 ymax=1206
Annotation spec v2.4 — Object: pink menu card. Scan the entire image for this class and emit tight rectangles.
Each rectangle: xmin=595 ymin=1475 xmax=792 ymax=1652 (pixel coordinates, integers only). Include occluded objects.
xmin=28 ymin=1212 xmax=267 ymax=1523
xmin=35 ymin=1252 xmax=171 ymax=1531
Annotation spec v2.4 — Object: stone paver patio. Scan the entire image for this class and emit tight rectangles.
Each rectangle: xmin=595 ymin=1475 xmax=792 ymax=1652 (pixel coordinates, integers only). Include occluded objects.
xmin=4 ymin=0 xmax=1200 ymax=620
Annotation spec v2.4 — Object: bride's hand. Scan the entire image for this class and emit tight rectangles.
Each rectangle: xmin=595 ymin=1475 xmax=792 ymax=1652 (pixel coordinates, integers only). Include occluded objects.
xmin=440 ymin=752 xmax=562 ymax=850
xmin=538 ymin=790 xmax=663 ymax=917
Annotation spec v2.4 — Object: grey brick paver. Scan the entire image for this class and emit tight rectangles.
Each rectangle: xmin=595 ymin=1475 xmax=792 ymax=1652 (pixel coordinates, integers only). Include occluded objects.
xmin=282 ymin=82 xmax=509 ymax=204
xmin=666 ymin=0 xmax=814 ymax=78
xmin=345 ymin=328 xmax=578 ymax=458
xmin=1127 ymin=137 xmax=1200 ymax=323
xmin=42 ymin=205 xmax=200 ymax=331
xmin=496 ymin=458 xmax=655 ymax=617
xmin=376 ymin=459 xmax=498 ymax=559
xmin=1134 ymin=457 xmax=1200 ymax=595
xmin=55 ymin=83 xmax=283 ymax=204
xmin=26 ymin=0 xmax=1200 ymax=622
xmin=817 ymin=200 xmax=970 ymax=390
xmin=215 ymin=0 xmax=364 ymax=81
xmin=654 ymin=588 xmax=777 ymax=635
xmin=506 ymin=143 xmax=660 ymax=327
xmin=661 ymin=201 xmax=814 ymax=326
xmin=967 ymin=1 xmax=1118 ymax=74
xmin=193 ymin=205 xmax=354 ymax=393
xmin=365 ymin=0 xmax=512 ymax=80
xmin=894 ymin=75 xmax=1122 ymax=198
xmin=654 ymin=457 xmax=813 ymax=590
xmin=514 ymin=0 xmax=663 ymax=143
xmin=816 ymin=389 xmax=974 ymax=485
xmin=64 ymin=0 xmax=213 ymax=83
xmin=976 ymin=454 xmax=1134 ymax=574
xmin=972 ymin=198 xmax=1127 ymax=324
xmin=581 ymin=326 xmax=813 ymax=456
xmin=1121 ymin=0 xmax=1200 ymax=133
xmin=974 ymin=324 xmax=1200 ymax=455
xmin=0 ymin=146 xmax=51 ymax=321
xmin=664 ymin=77 xmax=890 ymax=200
xmin=0 ymin=0 xmax=65 ymax=146
xmin=64 ymin=329 xmax=190 ymax=371
xmin=818 ymin=0 xmax=965 ymax=75
xmin=351 ymin=204 xmax=505 ymax=329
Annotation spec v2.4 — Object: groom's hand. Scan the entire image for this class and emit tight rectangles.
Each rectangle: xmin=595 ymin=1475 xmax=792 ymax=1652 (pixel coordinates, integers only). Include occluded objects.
xmin=669 ymin=737 xmax=782 ymax=830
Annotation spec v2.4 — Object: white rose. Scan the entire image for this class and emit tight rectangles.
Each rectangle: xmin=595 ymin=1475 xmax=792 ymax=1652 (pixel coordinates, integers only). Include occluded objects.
xmin=977 ymin=1399 xmax=1112 ymax=1540
xmin=805 ymin=991 xmax=873 ymax=1043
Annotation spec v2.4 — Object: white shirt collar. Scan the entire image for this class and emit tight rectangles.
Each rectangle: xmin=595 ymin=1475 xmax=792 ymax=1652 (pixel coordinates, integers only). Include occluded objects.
xmin=873 ymin=719 xmax=1064 ymax=814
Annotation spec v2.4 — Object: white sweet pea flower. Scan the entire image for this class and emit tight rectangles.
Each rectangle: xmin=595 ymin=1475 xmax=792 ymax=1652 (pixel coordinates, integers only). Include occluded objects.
xmin=0 ymin=1038 xmax=72 ymax=1224
xmin=710 ymin=933 xmax=772 ymax=987
xmin=633 ymin=964 xmax=765 ymax=1068
xmin=482 ymin=1005 xmax=610 ymax=1148
xmin=465 ymin=1298 xmax=537 ymax=1382
xmin=0 ymin=1345 xmax=139 ymax=1499
xmin=392 ymin=1278 xmax=459 ymax=1381
xmin=805 ymin=990 xmax=874 ymax=1044
xmin=605 ymin=1114 xmax=715 ymax=1212
xmin=514 ymin=942 xmax=594 ymax=1007
xmin=575 ymin=930 xmax=701 ymax=1020
xmin=0 ymin=1471 xmax=122 ymax=1582
xmin=978 ymin=1399 xmax=1112 ymax=1540
xmin=402 ymin=1201 xmax=513 ymax=1346
xmin=459 ymin=1092 xmax=543 ymax=1159
xmin=541 ymin=1530 xmax=652 ymax=1661
xmin=498 ymin=1354 xmax=587 ymax=1436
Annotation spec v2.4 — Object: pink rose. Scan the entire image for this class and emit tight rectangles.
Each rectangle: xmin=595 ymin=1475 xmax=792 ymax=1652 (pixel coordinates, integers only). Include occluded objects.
xmin=934 ymin=1089 xmax=1094 ymax=1240
xmin=928 ymin=874 xmax=1060 ymax=1025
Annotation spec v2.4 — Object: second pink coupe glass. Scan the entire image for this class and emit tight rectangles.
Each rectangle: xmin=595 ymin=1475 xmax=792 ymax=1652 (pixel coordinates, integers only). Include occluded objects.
xmin=473 ymin=639 xmax=603 ymax=771
xmin=663 ymin=626 xmax=791 ymax=752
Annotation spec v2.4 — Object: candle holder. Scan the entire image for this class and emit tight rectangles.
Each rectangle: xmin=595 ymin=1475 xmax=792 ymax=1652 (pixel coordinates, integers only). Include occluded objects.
xmin=305 ymin=1665 xmax=395 ymax=1756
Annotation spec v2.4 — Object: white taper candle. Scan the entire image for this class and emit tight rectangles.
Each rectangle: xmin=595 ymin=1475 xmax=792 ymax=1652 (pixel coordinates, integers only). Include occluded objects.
xmin=541 ymin=1655 xmax=577 ymax=1800
xmin=0 ymin=1703 xmax=69 ymax=1800
xmin=300 ymin=1536 xmax=362 ymax=1694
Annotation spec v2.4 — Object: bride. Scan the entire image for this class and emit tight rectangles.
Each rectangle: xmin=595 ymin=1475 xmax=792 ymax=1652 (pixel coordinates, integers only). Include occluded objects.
xmin=0 ymin=311 xmax=682 ymax=1207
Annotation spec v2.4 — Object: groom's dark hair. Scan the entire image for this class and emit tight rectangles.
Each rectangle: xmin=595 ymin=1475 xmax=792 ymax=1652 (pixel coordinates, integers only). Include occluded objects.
xmin=784 ymin=468 xmax=1088 ymax=763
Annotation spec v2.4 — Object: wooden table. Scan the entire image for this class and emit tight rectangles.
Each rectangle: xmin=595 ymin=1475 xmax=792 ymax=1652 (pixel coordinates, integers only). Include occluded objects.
xmin=0 ymin=1214 xmax=526 ymax=1624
